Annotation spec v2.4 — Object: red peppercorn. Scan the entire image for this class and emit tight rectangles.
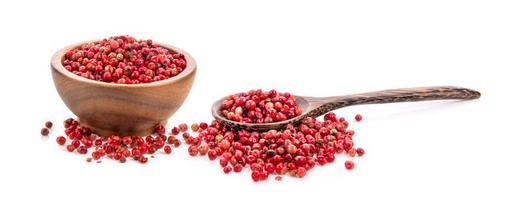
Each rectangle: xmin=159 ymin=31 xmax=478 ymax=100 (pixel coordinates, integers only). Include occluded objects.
xmin=223 ymin=166 xmax=233 ymax=174
xmin=345 ymin=160 xmax=354 ymax=170
xmin=66 ymin=145 xmax=75 ymax=152
xmin=102 ymin=72 xmax=112 ymax=82
xmin=220 ymin=139 xmax=230 ymax=150
xmin=71 ymin=140 xmax=80 ymax=148
xmin=286 ymin=144 xmax=297 ymax=154
xmin=260 ymin=171 xmax=269 ymax=181
xmin=122 ymin=136 xmax=132 ymax=145
xmin=179 ymin=123 xmax=188 ymax=132
xmin=45 ymin=121 xmax=53 ymax=129
xmin=82 ymin=139 xmax=93 ymax=148
xmin=77 ymin=146 xmax=88 ymax=154
xmin=110 ymin=40 xmax=119 ymax=49
xmin=275 ymin=176 xmax=283 ymax=181
xmin=56 ymin=136 xmax=66 ymax=145
xmin=148 ymin=146 xmax=157 ymax=154
xmin=355 ymin=114 xmax=362 ymax=122
xmin=131 ymin=148 xmax=141 ymax=157
xmin=251 ymin=171 xmax=261 ymax=182
xmin=41 ymin=128 xmax=50 ymax=136
xmin=191 ymin=123 xmax=199 ymax=132
xmin=94 ymin=139 xmax=102 ymax=146
xmin=198 ymin=144 xmax=209 ymax=155
xmin=199 ymin=122 xmax=208 ymax=130
xmin=167 ymin=135 xmax=176 ymax=144
xmin=164 ymin=145 xmax=172 ymax=154
xmin=207 ymin=150 xmax=217 ymax=160
xmin=188 ymin=145 xmax=199 ymax=156
xmin=155 ymin=124 xmax=166 ymax=135
xmin=173 ymin=140 xmax=181 ymax=148
xmin=219 ymin=158 xmax=229 ymax=167
xmin=297 ymin=167 xmax=307 ymax=178
xmin=171 ymin=127 xmax=180 ymax=135
xmin=356 ymin=147 xmax=365 ymax=156
xmin=245 ymin=100 xmax=256 ymax=110
xmin=233 ymin=164 xmax=243 ymax=172
xmin=348 ymin=148 xmax=356 ymax=157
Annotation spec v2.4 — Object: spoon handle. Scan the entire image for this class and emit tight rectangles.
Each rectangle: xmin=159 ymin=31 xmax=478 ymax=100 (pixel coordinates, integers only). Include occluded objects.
xmin=307 ymin=86 xmax=480 ymax=116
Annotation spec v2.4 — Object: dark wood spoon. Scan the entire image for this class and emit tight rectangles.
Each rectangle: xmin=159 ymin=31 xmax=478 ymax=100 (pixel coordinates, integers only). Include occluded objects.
xmin=212 ymin=86 xmax=480 ymax=131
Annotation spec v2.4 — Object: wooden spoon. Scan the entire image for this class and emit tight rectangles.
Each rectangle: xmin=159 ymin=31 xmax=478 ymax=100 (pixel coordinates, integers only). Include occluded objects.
xmin=211 ymin=86 xmax=480 ymax=131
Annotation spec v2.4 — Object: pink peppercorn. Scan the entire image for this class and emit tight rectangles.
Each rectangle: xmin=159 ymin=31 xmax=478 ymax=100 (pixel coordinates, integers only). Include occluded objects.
xmin=56 ymin=136 xmax=66 ymax=145
xmin=45 ymin=121 xmax=53 ymax=129
xmin=345 ymin=160 xmax=354 ymax=170
xmin=355 ymin=114 xmax=362 ymax=122
xmin=356 ymin=147 xmax=365 ymax=156
xmin=41 ymin=128 xmax=50 ymax=136
xmin=179 ymin=123 xmax=188 ymax=132
xmin=164 ymin=145 xmax=172 ymax=154
xmin=223 ymin=166 xmax=233 ymax=174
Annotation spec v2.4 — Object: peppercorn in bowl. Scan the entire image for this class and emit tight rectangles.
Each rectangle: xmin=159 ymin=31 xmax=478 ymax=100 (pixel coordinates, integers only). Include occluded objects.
xmin=51 ymin=36 xmax=196 ymax=136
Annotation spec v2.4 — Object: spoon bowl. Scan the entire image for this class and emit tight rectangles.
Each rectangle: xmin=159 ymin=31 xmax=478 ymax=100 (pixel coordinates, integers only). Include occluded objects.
xmin=212 ymin=86 xmax=481 ymax=131
xmin=212 ymin=95 xmax=311 ymax=131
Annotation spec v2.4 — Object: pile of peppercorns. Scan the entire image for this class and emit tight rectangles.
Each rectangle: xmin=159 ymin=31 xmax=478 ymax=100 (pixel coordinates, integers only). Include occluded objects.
xmin=43 ymin=86 xmax=365 ymax=181
xmin=62 ymin=35 xmax=186 ymax=84
xmin=183 ymin=111 xmax=364 ymax=181
xmin=220 ymin=89 xmax=302 ymax=123
xmin=47 ymin=118 xmax=183 ymax=164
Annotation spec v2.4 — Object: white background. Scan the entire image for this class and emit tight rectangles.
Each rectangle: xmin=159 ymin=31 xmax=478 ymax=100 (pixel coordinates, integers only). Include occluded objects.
xmin=0 ymin=0 xmax=511 ymax=199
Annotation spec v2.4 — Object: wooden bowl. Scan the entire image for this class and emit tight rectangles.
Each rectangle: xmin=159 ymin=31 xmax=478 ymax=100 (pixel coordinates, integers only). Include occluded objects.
xmin=51 ymin=40 xmax=196 ymax=136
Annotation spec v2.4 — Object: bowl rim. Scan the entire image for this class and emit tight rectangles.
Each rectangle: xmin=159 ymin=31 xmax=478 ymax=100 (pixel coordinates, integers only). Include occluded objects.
xmin=51 ymin=39 xmax=196 ymax=88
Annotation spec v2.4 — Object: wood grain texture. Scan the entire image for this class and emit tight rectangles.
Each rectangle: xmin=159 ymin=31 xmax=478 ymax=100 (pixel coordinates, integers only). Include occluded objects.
xmin=51 ymin=41 xmax=196 ymax=136
xmin=213 ymin=86 xmax=480 ymax=131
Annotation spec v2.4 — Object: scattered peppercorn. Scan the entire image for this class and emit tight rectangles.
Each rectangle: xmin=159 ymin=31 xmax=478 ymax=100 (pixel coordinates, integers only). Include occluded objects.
xmin=53 ymin=118 xmax=179 ymax=164
xmin=223 ymin=166 xmax=233 ymax=174
xmin=179 ymin=123 xmax=188 ymax=132
xmin=41 ymin=128 xmax=50 ymax=136
xmin=56 ymin=136 xmax=66 ymax=145
xmin=356 ymin=147 xmax=365 ymax=157
xmin=45 ymin=121 xmax=53 ymax=129
xmin=345 ymin=160 xmax=355 ymax=170
xmin=164 ymin=145 xmax=172 ymax=154
xmin=191 ymin=123 xmax=199 ymax=132
xmin=355 ymin=114 xmax=362 ymax=122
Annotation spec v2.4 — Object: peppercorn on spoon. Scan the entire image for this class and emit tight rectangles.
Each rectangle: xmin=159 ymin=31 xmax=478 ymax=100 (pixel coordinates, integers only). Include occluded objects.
xmin=212 ymin=86 xmax=480 ymax=131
